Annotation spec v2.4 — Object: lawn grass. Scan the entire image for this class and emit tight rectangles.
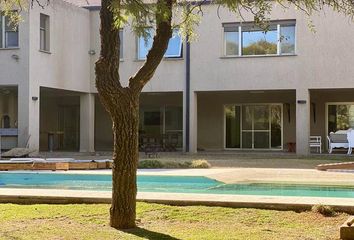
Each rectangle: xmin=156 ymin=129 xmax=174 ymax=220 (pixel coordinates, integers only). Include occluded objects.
xmin=0 ymin=203 xmax=347 ymax=240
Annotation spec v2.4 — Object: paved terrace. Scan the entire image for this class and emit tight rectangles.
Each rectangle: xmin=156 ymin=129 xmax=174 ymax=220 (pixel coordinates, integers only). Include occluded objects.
xmin=38 ymin=151 xmax=354 ymax=168
xmin=53 ymin=168 xmax=354 ymax=185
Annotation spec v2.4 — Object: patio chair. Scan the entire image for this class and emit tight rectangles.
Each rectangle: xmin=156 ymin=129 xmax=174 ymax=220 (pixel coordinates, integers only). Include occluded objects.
xmin=309 ymin=136 xmax=322 ymax=153
xmin=141 ymin=135 xmax=161 ymax=158
xmin=327 ymin=130 xmax=350 ymax=154
xmin=161 ymin=133 xmax=179 ymax=152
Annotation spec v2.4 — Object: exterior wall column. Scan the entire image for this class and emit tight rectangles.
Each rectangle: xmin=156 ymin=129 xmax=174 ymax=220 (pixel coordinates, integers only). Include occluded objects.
xmin=80 ymin=93 xmax=95 ymax=152
xmin=296 ymin=88 xmax=310 ymax=155
xmin=18 ymin=85 xmax=40 ymax=151
xmin=189 ymin=91 xmax=198 ymax=153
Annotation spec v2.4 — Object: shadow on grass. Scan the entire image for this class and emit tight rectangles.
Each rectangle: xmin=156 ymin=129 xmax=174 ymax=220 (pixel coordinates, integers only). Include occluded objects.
xmin=123 ymin=227 xmax=181 ymax=240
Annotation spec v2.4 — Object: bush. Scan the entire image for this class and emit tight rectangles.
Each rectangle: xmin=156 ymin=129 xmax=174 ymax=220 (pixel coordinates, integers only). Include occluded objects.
xmin=311 ymin=204 xmax=336 ymax=217
xmin=138 ymin=159 xmax=211 ymax=169
xmin=190 ymin=159 xmax=211 ymax=168
xmin=138 ymin=160 xmax=164 ymax=169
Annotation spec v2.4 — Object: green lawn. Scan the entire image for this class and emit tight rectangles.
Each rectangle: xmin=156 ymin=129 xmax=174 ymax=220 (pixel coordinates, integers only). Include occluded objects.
xmin=0 ymin=203 xmax=347 ymax=240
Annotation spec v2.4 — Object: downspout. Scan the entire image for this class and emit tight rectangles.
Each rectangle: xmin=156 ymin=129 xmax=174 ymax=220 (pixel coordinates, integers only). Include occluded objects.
xmin=185 ymin=31 xmax=191 ymax=152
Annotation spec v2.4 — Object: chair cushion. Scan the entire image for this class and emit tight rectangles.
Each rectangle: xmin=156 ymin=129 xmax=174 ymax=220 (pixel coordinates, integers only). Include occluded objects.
xmin=330 ymin=133 xmax=348 ymax=143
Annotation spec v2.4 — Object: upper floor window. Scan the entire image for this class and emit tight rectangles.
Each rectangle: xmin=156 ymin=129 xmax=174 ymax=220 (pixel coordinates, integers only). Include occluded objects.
xmin=223 ymin=21 xmax=296 ymax=57
xmin=40 ymin=14 xmax=50 ymax=52
xmin=119 ymin=29 xmax=123 ymax=59
xmin=0 ymin=13 xmax=19 ymax=48
xmin=137 ymin=28 xmax=182 ymax=60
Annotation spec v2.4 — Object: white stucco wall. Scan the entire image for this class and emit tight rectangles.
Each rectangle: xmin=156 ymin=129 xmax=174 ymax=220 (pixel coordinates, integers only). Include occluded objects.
xmin=29 ymin=1 xmax=91 ymax=92
xmin=190 ymin=5 xmax=354 ymax=92
xmin=89 ymin=11 xmax=186 ymax=93
xmin=0 ymin=12 xmax=31 ymax=148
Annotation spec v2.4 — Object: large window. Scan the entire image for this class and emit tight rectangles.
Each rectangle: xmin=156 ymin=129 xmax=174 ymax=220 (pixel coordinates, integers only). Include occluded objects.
xmin=223 ymin=21 xmax=296 ymax=57
xmin=40 ymin=14 xmax=50 ymax=51
xmin=327 ymin=103 xmax=354 ymax=133
xmin=0 ymin=13 xmax=19 ymax=48
xmin=137 ymin=28 xmax=182 ymax=60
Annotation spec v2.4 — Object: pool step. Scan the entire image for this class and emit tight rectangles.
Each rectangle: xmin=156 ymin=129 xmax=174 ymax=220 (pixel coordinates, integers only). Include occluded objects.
xmin=317 ymin=162 xmax=354 ymax=171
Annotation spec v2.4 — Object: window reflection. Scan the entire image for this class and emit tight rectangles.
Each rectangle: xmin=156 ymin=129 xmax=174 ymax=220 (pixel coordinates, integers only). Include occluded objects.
xmin=138 ymin=28 xmax=182 ymax=60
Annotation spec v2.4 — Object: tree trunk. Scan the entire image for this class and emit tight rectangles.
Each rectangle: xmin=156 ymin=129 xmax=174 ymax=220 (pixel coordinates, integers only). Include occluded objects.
xmin=95 ymin=0 xmax=173 ymax=230
xmin=109 ymin=91 xmax=140 ymax=229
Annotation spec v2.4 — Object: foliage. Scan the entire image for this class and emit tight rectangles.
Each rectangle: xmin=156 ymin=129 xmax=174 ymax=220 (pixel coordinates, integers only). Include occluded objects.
xmin=190 ymin=159 xmax=212 ymax=168
xmin=138 ymin=159 xmax=211 ymax=168
xmin=162 ymin=160 xmax=192 ymax=168
xmin=138 ymin=159 xmax=165 ymax=168
xmin=311 ymin=204 xmax=336 ymax=217
xmin=3 ymin=0 xmax=354 ymax=40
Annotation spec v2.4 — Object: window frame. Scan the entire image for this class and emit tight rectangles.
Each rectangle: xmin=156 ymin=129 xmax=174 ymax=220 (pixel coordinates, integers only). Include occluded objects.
xmin=279 ymin=23 xmax=297 ymax=55
xmin=0 ymin=12 xmax=19 ymax=49
xmin=119 ymin=29 xmax=123 ymax=60
xmin=39 ymin=13 xmax=50 ymax=52
xmin=325 ymin=102 xmax=354 ymax=138
xmin=137 ymin=27 xmax=183 ymax=60
xmin=222 ymin=20 xmax=296 ymax=57
xmin=223 ymin=25 xmax=240 ymax=57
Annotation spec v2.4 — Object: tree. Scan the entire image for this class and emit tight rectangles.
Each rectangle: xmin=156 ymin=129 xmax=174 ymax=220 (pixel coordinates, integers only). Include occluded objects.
xmin=2 ymin=0 xmax=354 ymax=230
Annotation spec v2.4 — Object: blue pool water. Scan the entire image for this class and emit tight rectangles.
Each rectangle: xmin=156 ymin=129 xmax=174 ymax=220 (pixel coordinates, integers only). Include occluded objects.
xmin=0 ymin=172 xmax=353 ymax=198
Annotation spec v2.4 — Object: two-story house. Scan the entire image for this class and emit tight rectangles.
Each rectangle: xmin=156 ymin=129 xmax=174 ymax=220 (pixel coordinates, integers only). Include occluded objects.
xmin=1 ymin=0 xmax=354 ymax=155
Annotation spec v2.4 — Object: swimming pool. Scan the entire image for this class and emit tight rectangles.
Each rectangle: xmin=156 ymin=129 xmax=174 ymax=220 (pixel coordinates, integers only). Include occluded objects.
xmin=0 ymin=172 xmax=353 ymax=198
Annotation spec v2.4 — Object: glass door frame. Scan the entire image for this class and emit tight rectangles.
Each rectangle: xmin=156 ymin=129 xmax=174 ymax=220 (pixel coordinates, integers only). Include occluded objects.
xmin=140 ymin=105 xmax=183 ymax=148
xmin=325 ymin=102 xmax=354 ymax=147
xmin=223 ymin=103 xmax=284 ymax=150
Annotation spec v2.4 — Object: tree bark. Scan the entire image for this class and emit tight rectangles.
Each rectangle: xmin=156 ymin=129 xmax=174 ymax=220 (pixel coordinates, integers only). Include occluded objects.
xmin=109 ymin=90 xmax=140 ymax=229
xmin=96 ymin=0 xmax=173 ymax=229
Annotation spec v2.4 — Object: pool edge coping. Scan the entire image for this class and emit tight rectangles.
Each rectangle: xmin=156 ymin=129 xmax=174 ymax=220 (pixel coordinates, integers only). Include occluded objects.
xmin=0 ymin=189 xmax=353 ymax=214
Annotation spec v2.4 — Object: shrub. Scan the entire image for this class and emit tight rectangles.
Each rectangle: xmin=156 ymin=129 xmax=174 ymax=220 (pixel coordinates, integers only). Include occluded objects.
xmin=190 ymin=159 xmax=211 ymax=168
xmin=138 ymin=159 xmax=211 ymax=169
xmin=138 ymin=159 xmax=164 ymax=169
xmin=311 ymin=204 xmax=336 ymax=217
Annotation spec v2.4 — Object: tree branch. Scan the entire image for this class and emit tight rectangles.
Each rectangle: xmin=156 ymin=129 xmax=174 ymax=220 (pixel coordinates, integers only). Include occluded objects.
xmin=95 ymin=0 xmax=122 ymax=95
xmin=128 ymin=0 xmax=174 ymax=93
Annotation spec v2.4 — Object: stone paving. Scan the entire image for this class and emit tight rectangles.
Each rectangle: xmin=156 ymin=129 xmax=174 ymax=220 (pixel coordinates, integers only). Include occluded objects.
xmin=44 ymin=167 xmax=354 ymax=185
xmin=38 ymin=151 xmax=354 ymax=169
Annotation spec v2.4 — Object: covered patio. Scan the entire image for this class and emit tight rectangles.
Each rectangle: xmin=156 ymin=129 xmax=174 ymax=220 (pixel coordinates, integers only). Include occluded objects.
xmin=0 ymin=86 xmax=18 ymax=151
xmin=95 ymin=92 xmax=183 ymax=152
xmin=39 ymin=87 xmax=95 ymax=153
xmin=196 ymin=90 xmax=296 ymax=152
xmin=310 ymin=88 xmax=354 ymax=154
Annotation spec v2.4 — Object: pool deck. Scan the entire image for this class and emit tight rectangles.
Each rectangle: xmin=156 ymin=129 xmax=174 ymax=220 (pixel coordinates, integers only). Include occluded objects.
xmin=0 ymin=168 xmax=353 ymax=213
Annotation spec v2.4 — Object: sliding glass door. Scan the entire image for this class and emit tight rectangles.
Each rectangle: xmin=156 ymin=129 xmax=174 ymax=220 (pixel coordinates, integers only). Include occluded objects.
xmin=225 ymin=104 xmax=282 ymax=150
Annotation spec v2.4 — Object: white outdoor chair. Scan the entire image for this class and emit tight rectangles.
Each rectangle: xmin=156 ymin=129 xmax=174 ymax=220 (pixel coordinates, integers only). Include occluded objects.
xmin=347 ymin=130 xmax=354 ymax=155
xmin=327 ymin=130 xmax=350 ymax=154
xmin=310 ymin=136 xmax=322 ymax=153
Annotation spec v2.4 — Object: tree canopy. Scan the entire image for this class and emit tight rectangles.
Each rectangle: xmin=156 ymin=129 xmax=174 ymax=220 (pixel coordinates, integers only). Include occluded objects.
xmin=2 ymin=0 xmax=354 ymax=39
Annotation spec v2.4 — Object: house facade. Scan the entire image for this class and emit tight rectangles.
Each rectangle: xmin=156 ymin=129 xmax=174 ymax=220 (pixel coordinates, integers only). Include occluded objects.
xmin=1 ymin=0 xmax=354 ymax=155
